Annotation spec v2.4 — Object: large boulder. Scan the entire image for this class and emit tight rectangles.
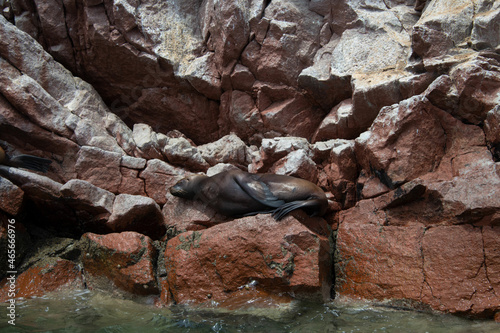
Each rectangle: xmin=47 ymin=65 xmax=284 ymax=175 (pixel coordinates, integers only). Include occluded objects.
xmin=163 ymin=214 xmax=332 ymax=305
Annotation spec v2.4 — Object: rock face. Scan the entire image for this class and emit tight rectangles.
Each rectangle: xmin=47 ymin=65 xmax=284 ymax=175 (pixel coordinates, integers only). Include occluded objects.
xmin=163 ymin=214 xmax=331 ymax=305
xmin=0 ymin=0 xmax=500 ymax=319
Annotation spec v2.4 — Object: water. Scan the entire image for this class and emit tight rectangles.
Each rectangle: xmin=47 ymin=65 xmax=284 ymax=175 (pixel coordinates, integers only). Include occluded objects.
xmin=0 ymin=290 xmax=498 ymax=333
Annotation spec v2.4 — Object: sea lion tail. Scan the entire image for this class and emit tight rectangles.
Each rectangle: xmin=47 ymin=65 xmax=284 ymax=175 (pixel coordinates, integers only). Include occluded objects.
xmin=9 ymin=155 xmax=52 ymax=172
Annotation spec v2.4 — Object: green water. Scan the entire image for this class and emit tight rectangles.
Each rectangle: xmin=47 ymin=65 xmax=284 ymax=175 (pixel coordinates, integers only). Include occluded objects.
xmin=0 ymin=290 xmax=498 ymax=333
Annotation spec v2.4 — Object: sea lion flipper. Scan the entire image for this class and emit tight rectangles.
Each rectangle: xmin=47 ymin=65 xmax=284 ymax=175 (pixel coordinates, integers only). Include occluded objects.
xmin=234 ymin=175 xmax=285 ymax=208
xmin=272 ymin=199 xmax=323 ymax=221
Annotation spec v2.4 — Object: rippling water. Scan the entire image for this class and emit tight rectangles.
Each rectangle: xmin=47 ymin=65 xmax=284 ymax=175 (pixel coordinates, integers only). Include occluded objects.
xmin=0 ymin=290 xmax=498 ymax=333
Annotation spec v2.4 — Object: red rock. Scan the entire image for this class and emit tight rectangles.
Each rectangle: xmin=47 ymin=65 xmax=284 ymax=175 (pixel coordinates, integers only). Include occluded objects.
xmin=162 ymin=192 xmax=227 ymax=234
xmin=355 ymin=95 xmax=446 ymax=188
xmin=118 ymin=167 xmax=147 ymax=196
xmin=260 ymin=96 xmax=324 ymax=140
xmin=421 ymin=225 xmax=499 ymax=316
xmin=230 ymin=64 xmax=255 ymax=92
xmin=0 ymin=259 xmax=84 ymax=302
xmin=138 ymin=159 xmax=185 ymax=205
xmin=218 ymin=90 xmax=263 ymax=143
xmin=81 ymin=232 xmax=158 ymax=296
xmin=336 ymin=221 xmax=426 ymax=300
xmin=449 ymin=55 xmax=500 ymax=125
xmin=163 ymin=214 xmax=331 ymax=305
xmin=75 ymin=146 xmax=122 ymax=193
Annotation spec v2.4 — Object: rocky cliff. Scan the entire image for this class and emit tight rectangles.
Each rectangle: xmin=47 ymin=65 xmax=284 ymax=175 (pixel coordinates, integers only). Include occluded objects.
xmin=0 ymin=0 xmax=499 ymax=319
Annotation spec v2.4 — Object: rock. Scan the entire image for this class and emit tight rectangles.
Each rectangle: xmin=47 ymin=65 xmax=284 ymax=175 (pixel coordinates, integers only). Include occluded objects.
xmin=447 ymin=55 xmax=500 ymax=125
xmin=162 ymin=137 xmax=209 ymax=172
xmin=139 ymin=159 xmax=185 ymax=205
xmin=81 ymin=232 xmax=159 ymax=296
xmin=218 ymin=90 xmax=264 ymax=143
xmin=312 ymin=99 xmax=356 ymax=141
xmin=323 ymin=140 xmax=358 ymax=183
xmin=241 ymin=0 xmax=323 ymax=86
xmin=471 ymin=1 xmax=500 ymax=51
xmin=206 ymin=163 xmax=240 ymax=177
xmin=260 ymin=95 xmax=324 ymax=140
xmin=60 ymin=179 xmax=115 ymax=215
xmin=336 ymin=204 xmax=500 ymax=317
xmin=162 ymin=192 xmax=227 ymax=235
xmin=118 ymin=167 xmax=147 ymax=196
xmin=412 ymin=0 xmax=474 ymax=59
xmin=298 ymin=63 xmax=352 ymax=112
xmin=75 ymin=146 xmax=123 ymax=193
xmin=183 ymin=52 xmax=221 ymax=100
xmin=198 ymin=134 xmax=249 ymax=167
xmin=485 ymin=105 xmax=500 ymax=160
xmin=270 ymin=149 xmax=318 ymax=183
xmin=121 ymin=155 xmax=147 ymax=169
xmin=0 ymin=165 xmax=62 ymax=200
xmin=0 ymin=259 xmax=84 ymax=301
xmin=107 ymin=194 xmax=165 ymax=240
xmin=355 ymin=96 xmax=446 ymax=188
xmin=0 ymin=177 xmax=24 ymax=216
xmin=163 ymin=214 xmax=331 ymax=305
xmin=230 ymin=64 xmax=255 ymax=92
xmin=132 ymin=124 xmax=163 ymax=160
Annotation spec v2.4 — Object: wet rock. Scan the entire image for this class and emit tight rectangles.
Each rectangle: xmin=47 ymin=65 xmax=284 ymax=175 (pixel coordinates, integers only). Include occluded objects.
xmin=163 ymin=214 xmax=331 ymax=305
xmin=0 ymin=259 xmax=84 ymax=301
xmin=81 ymin=232 xmax=158 ymax=296
xmin=75 ymin=146 xmax=122 ymax=193
xmin=0 ymin=177 xmax=24 ymax=216
xmin=107 ymin=194 xmax=165 ymax=240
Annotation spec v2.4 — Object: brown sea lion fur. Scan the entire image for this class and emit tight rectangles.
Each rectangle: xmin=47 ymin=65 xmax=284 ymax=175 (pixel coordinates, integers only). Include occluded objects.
xmin=170 ymin=169 xmax=328 ymax=221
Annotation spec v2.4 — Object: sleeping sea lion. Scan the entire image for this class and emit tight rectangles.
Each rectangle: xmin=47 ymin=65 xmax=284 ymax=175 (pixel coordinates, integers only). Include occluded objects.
xmin=0 ymin=146 xmax=52 ymax=172
xmin=170 ymin=169 xmax=328 ymax=220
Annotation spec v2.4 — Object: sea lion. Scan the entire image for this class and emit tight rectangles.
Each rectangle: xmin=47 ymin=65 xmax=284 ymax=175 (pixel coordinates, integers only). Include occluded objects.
xmin=0 ymin=146 xmax=52 ymax=172
xmin=170 ymin=169 xmax=328 ymax=220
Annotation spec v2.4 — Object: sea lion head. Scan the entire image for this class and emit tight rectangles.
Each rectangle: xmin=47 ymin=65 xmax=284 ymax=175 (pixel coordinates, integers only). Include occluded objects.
xmin=170 ymin=174 xmax=207 ymax=199
xmin=0 ymin=147 xmax=5 ymax=164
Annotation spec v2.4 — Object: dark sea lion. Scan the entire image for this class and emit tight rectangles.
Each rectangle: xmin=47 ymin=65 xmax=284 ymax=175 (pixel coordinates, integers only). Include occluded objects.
xmin=170 ymin=169 xmax=328 ymax=220
xmin=0 ymin=146 xmax=52 ymax=172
